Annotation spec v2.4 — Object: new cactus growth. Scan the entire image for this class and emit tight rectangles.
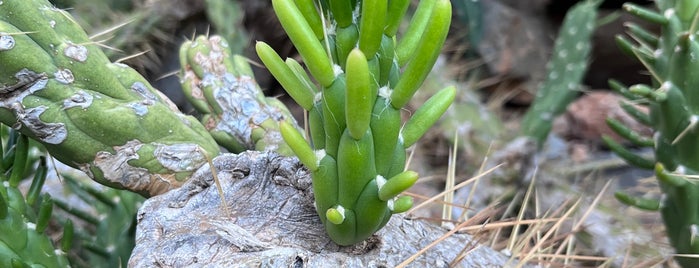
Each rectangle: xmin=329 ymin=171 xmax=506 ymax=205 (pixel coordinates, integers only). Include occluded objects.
xmin=259 ymin=0 xmax=455 ymax=245
xmin=520 ymin=0 xmax=600 ymax=146
xmin=0 ymin=0 xmax=221 ymax=196
xmin=608 ymin=1 xmax=699 ymax=266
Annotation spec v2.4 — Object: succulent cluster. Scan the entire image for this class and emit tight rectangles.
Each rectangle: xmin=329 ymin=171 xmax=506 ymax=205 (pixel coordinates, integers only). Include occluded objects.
xmin=0 ymin=130 xmax=71 ymax=267
xmin=257 ymin=0 xmax=454 ymax=245
xmin=0 ymin=0 xmax=222 ymax=196
xmin=607 ymin=1 xmax=699 ymax=266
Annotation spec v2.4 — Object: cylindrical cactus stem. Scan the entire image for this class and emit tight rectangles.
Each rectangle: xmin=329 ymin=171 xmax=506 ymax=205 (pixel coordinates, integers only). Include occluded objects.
xmin=0 ymin=0 xmax=220 ymax=196
xmin=261 ymin=0 xmax=454 ymax=246
xmin=180 ymin=36 xmax=300 ymax=155
xmin=609 ymin=1 xmax=699 ymax=266
xmin=520 ymin=0 xmax=601 ymax=146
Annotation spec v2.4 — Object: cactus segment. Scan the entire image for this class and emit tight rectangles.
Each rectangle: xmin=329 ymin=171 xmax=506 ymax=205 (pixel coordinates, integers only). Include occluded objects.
xmin=256 ymin=42 xmax=315 ymax=110
xmin=390 ymin=195 xmax=414 ymax=213
xmin=602 ymin=136 xmax=655 ymax=169
xmin=0 ymin=0 xmax=221 ymax=196
xmin=345 ymin=49 xmax=372 ymax=140
xmin=390 ymin=0 xmax=452 ymax=109
xmin=520 ymin=0 xmax=601 ymax=146
xmin=335 ymin=24 xmax=360 ymax=69
xmin=395 ymin=0 xmax=437 ymax=66
xmin=610 ymin=1 xmax=699 ymax=266
xmin=272 ymin=0 xmax=336 ymax=87
xmin=384 ymin=0 xmax=411 ymax=37
xmin=328 ymin=0 xmax=354 ymax=28
xmin=401 ymin=85 xmax=456 ymax=148
xmin=625 ymin=23 xmax=659 ymax=47
xmin=605 ymin=118 xmax=654 ymax=147
xmin=614 ymin=191 xmax=660 ymax=211
xmin=358 ymin=0 xmax=387 ymax=58
xmin=260 ymin=0 xmax=453 ymax=245
xmin=378 ymin=171 xmax=418 ymax=201
xmin=295 ymin=0 xmax=325 ymax=40
xmin=181 ymin=37 xmax=300 ymax=156
xmin=280 ymin=120 xmax=318 ymax=171
xmin=623 ymin=3 xmax=668 ymax=25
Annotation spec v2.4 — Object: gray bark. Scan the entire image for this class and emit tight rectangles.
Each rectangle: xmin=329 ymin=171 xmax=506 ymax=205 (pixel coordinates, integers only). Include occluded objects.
xmin=129 ymin=151 xmax=517 ymax=267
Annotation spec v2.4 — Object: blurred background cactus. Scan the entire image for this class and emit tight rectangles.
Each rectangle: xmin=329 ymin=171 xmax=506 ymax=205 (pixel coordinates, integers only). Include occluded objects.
xmin=520 ymin=0 xmax=601 ymax=147
xmin=0 ymin=128 xmax=71 ymax=267
xmin=606 ymin=0 xmax=699 ymax=266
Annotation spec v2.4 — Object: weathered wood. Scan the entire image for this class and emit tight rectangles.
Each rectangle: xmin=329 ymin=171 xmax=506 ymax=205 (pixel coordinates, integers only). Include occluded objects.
xmin=129 ymin=151 xmax=516 ymax=267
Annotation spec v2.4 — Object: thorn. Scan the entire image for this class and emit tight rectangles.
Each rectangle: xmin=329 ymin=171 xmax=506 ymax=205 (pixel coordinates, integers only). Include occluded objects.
xmin=90 ymin=19 xmax=135 ymax=40
xmin=115 ymin=50 xmax=151 ymax=63
xmin=672 ymin=115 xmax=699 ymax=145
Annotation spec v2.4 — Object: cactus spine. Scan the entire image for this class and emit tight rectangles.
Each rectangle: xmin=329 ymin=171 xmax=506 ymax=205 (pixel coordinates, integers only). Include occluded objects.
xmin=608 ymin=1 xmax=699 ymax=266
xmin=259 ymin=0 xmax=455 ymax=245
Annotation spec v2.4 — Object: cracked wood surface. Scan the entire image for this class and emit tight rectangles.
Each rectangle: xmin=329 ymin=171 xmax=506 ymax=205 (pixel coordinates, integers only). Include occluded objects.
xmin=129 ymin=151 xmax=517 ymax=267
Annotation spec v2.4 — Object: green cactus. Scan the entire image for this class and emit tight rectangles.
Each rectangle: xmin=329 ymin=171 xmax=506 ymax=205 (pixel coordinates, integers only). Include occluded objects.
xmin=607 ymin=1 xmax=699 ymax=266
xmin=52 ymin=173 xmax=142 ymax=267
xmin=520 ymin=0 xmax=601 ymax=146
xmin=258 ymin=0 xmax=455 ymax=245
xmin=0 ymin=0 xmax=221 ymax=197
xmin=452 ymin=0 xmax=484 ymax=50
xmin=204 ymin=0 xmax=248 ymax=55
xmin=0 ymin=129 xmax=71 ymax=268
xmin=179 ymin=35 xmax=300 ymax=155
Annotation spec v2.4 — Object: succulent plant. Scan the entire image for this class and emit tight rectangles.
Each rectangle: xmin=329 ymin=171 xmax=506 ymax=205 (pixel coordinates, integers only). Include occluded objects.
xmin=607 ymin=1 xmax=699 ymax=266
xmin=520 ymin=0 xmax=601 ymax=146
xmin=204 ymin=0 xmax=248 ymax=55
xmin=257 ymin=0 xmax=455 ymax=245
xmin=179 ymin=35 xmax=300 ymax=155
xmin=51 ymin=172 xmax=143 ymax=268
xmin=0 ymin=0 xmax=221 ymax=197
xmin=0 ymin=129 xmax=71 ymax=268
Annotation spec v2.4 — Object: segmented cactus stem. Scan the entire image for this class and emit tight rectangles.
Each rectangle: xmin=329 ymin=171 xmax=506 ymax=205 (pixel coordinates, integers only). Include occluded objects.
xmin=608 ymin=1 xmax=699 ymax=266
xmin=260 ymin=0 xmax=455 ymax=245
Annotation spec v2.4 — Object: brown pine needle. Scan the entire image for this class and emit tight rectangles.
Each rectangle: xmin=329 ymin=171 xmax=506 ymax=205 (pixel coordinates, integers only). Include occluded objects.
xmin=516 ymin=198 xmax=582 ymax=268
xmin=395 ymin=217 xmax=473 ymax=268
xmin=550 ymin=180 xmax=612 ymax=264
xmin=460 ymin=141 xmax=494 ymax=222
xmin=508 ymin=166 xmax=538 ymax=252
xmin=408 ymin=163 xmax=503 ymax=214
xmin=204 ymin=151 xmax=230 ymax=218
xmin=442 ymin=133 xmax=457 ymax=226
